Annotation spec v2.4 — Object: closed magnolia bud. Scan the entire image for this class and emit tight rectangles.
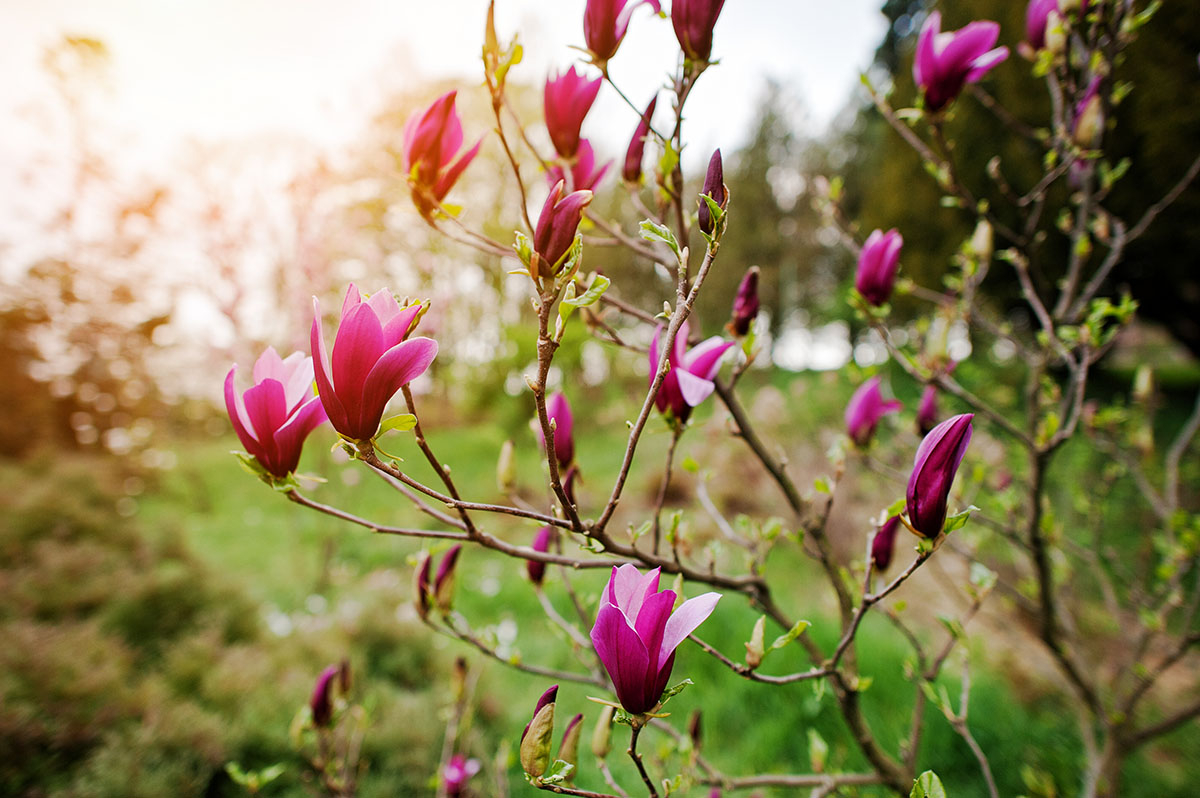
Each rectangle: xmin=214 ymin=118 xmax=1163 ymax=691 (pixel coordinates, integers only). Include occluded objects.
xmin=558 ymin=713 xmax=584 ymax=777
xmin=906 ymin=414 xmax=974 ymax=538
xmin=434 ymin=545 xmax=462 ymax=612
xmin=1132 ymin=365 xmax=1155 ymax=404
xmin=1044 ymin=11 xmax=1067 ymax=55
xmin=520 ymin=685 xmax=558 ymax=779
xmin=728 ymin=266 xmax=760 ymax=337
xmin=688 ymin=709 xmax=703 ymax=751
xmin=855 ymin=228 xmax=903 ymax=306
xmin=1072 ymin=78 xmax=1104 ymax=149
xmin=533 ymin=180 xmax=592 ymax=278
xmin=527 ymin=526 xmax=554 ymax=586
xmin=310 ymin=664 xmax=340 ymax=728
xmin=744 ymin=615 xmax=766 ymax=669
xmin=970 ymin=219 xmax=993 ymax=261
xmin=414 ymin=552 xmax=433 ymax=620
xmin=497 ymin=439 xmax=516 ymax=493
xmin=591 ymin=705 xmax=615 ymax=758
xmin=871 ymin=516 xmax=902 ymax=572
xmin=697 ymin=149 xmax=727 ymax=236
xmin=623 ymin=95 xmax=658 ymax=184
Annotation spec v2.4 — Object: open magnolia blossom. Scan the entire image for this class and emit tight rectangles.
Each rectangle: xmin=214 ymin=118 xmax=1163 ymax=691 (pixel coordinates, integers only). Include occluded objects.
xmin=224 ymin=347 xmax=327 ymax=479
xmin=590 ymin=565 xmax=720 ymax=715
xmin=913 ymin=11 xmax=1009 ymax=112
xmin=311 ymin=284 xmax=438 ymax=442
xmin=649 ymin=320 xmax=735 ymax=424
xmin=402 ymin=90 xmax=482 ymax=220
xmin=844 ymin=375 xmax=902 ymax=448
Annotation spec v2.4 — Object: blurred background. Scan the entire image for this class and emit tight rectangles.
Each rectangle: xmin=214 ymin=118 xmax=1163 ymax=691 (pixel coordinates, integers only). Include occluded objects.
xmin=2 ymin=1 xmax=1197 ymax=796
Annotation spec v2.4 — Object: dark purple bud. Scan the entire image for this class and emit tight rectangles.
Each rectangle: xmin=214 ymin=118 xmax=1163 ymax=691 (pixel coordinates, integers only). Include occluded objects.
xmin=559 ymin=712 xmax=584 ymax=770
xmin=414 ymin=552 xmax=433 ymax=620
xmin=906 ymin=414 xmax=974 ymax=538
xmin=916 ymin=385 xmax=939 ymax=436
xmin=533 ymin=180 xmax=592 ymax=278
xmin=310 ymin=664 xmax=339 ymax=727
xmin=697 ymin=149 xmax=727 ymax=236
xmin=871 ymin=516 xmax=902 ymax=572
xmin=855 ymin=229 xmax=903 ymax=307
xmin=338 ymin=658 xmax=352 ymax=694
xmin=434 ymin=544 xmax=462 ymax=612
xmin=527 ymin=526 xmax=555 ymax=585
xmin=728 ymin=266 xmax=760 ymax=336
xmin=671 ymin=0 xmax=726 ymax=63
xmin=623 ymin=95 xmax=658 ymax=183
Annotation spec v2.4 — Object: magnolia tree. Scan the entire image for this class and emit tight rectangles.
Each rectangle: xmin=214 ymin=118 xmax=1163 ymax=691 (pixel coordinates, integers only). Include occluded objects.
xmin=225 ymin=1 xmax=1200 ymax=796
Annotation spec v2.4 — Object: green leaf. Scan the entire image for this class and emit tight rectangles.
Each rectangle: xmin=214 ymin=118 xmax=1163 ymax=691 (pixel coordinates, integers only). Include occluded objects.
xmin=911 ymin=770 xmax=947 ymax=798
xmin=813 ymin=476 xmax=832 ymax=494
xmin=943 ymin=505 xmax=979 ymax=534
xmin=807 ymin=728 xmax=829 ymax=772
xmin=561 ymin=274 xmax=611 ymax=311
xmin=769 ymin=620 xmax=810 ymax=652
xmin=886 ymin=496 xmax=908 ymax=518
xmin=380 ymin=414 xmax=417 ymax=434
xmin=659 ymin=678 xmax=694 ymax=705
xmin=681 ymin=456 xmax=699 ymax=474
xmin=540 ymin=760 xmax=575 ymax=785
xmin=513 ymin=231 xmax=533 ymax=268
xmin=639 ymin=219 xmax=680 ymax=255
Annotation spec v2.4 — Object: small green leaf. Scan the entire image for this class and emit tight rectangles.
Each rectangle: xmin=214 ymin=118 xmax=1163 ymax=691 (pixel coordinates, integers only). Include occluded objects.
xmin=561 ymin=274 xmax=611 ymax=311
xmin=380 ymin=414 xmax=418 ymax=434
xmin=769 ymin=620 xmax=810 ymax=652
xmin=639 ymin=219 xmax=680 ymax=255
xmin=813 ymin=476 xmax=832 ymax=494
xmin=943 ymin=505 xmax=979 ymax=534
xmin=886 ymin=497 xmax=907 ymax=518
xmin=681 ymin=456 xmax=699 ymax=474
xmin=659 ymin=678 xmax=694 ymax=705
xmin=911 ymin=770 xmax=947 ymax=798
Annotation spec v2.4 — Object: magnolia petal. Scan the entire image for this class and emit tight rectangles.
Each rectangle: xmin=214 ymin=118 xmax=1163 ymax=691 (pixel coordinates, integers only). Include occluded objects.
xmin=633 ymin=589 xmax=676 ymax=669
xmin=685 ymin=337 xmax=735 ymax=381
xmin=359 ymin=337 xmax=439 ymax=438
xmin=366 ymin=288 xmax=400 ymax=324
xmin=224 ymin=367 xmax=265 ymax=460
xmin=433 ymin=138 xmax=483 ymax=202
xmin=914 ymin=11 xmax=941 ymax=87
xmin=272 ymin=395 xmax=329 ymax=476
xmin=332 ymin=301 xmax=387 ymax=415
xmin=383 ymin=304 xmax=423 ymax=347
xmin=243 ymin=377 xmax=288 ymax=472
xmin=675 ymin=368 xmax=715 ymax=408
xmin=966 ymin=47 xmax=1010 ymax=83
xmin=658 ymin=592 xmax=721 ymax=670
xmin=310 ymin=300 xmax=349 ymax=435
xmin=590 ymin=601 xmax=654 ymax=714
xmin=340 ymin=283 xmax=363 ymax=320
xmin=252 ymin=346 xmax=286 ymax=385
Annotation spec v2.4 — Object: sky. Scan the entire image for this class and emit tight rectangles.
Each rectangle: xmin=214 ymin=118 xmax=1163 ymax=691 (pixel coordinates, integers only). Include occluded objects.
xmin=0 ymin=0 xmax=888 ymax=174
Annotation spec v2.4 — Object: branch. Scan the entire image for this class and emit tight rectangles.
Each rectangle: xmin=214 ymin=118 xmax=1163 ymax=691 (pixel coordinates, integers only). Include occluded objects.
xmin=688 ymin=634 xmax=830 ymax=685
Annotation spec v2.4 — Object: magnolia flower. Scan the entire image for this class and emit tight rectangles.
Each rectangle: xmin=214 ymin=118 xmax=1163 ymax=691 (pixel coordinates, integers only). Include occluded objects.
xmin=855 ymin=228 xmax=903 ymax=306
xmin=845 ymin=376 xmax=902 ymax=447
xmin=311 ymin=285 xmax=438 ymax=442
xmin=623 ymin=95 xmax=658 ymax=183
xmin=533 ymin=182 xmax=592 ymax=278
xmin=1025 ymin=0 xmax=1059 ymax=50
xmin=584 ymin=0 xmax=662 ymax=64
xmin=225 ymin=347 xmax=327 ymax=480
xmin=536 ymin=391 xmax=575 ymax=470
xmin=442 ymin=754 xmax=481 ymax=797
xmin=590 ymin=564 xmax=720 ymax=715
xmin=527 ymin=526 xmax=555 ymax=586
xmin=728 ymin=266 xmax=760 ymax=336
xmin=697 ymin=149 xmax=727 ymax=236
xmin=906 ymin=413 xmax=974 ymax=538
xmin=402 ymin=91 xmax=482 ymax=220
xmin=871 ymin=516 xmax=902 ymax=571
xmin=547 ymin=138 xmax=611 ymax=192
xmin=913 ymin=12 xmax=1009 ymax=112
xmin=672 ymin=0 xmax=726 ymax=63
xmin=544 ymin=67 xmax=602 ymax=159
xmin=649 ymin=320 xmax=736 ymax=424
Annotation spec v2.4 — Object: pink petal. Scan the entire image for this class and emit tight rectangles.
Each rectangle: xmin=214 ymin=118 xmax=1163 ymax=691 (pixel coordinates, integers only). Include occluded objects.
xmin=359 ymin=337 xmax=439 ymax=437
xmin=340 ymin=283 xmax=363 ymax=320
xmin=311 ymin=300 xmax=349 ymax=434
xmin=243 ymin=377 xmax=288 ymax=470
xmin=966 ymin=47 xmax=1010 ymax=83
xmin=382 ymin=303 xmax=423 ymax=348
xmin=271 ymin=395 xmax=328 ymax=476
xmin=658 ymin=592 xmax=721 ymax=669
xmin=282 ymin=355 xmax=315 ymax=414
xmin=332 ymin=301 xmax=387 ymax=410
xmin=670 ymin=319 xmax=690 ymax=365
xmin=252 ymin=346 xmax=285 ymax=385
xmin=633 ymin=589 xmax=676 ymax=667
xmin=684 ymin=337 xmax=735 ymax=380
xmin=433 ymin=138 xmax=483 ymax=202
xmin=224 ymin=366 xmax=265 ymax=460
xmin=366 ymin=288 xmax=401 ymax=325
xmin=914 ymin=11 xmax=941 ymax=87
xmin=590 ymin=601 xmax=653 ymax=713
xmin=675 ymin=369 xmax=715 ymax=408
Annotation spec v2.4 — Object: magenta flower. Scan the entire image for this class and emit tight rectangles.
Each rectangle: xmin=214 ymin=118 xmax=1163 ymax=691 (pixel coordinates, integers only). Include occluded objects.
xmin=544 ymin=67 xmax=602 ymax=160
xmin=728 ymin=266 xmax=760 ymax=336
xmin=906 ymin=413 xmax=974 ymax=538
xmin=1025 ymin=0 xmax=1058 ymax=50
xmin=697 ymin=149 xmax=727 ymax=236
xmin=913 ymin=12 xmax=1009 ymax=113
xmin=311 ymin=285 xmax=438 ymax=443
xmin=623 ymin=94 xmax=658 ymax=183
xmin=442 ymin=754 xmax=481 ymax=797
xmin=547 ymin=139 xmax=611 ymax=192
xmin=584 ymin=0 xmax=662 ymax=64
xmin=402 ymin=91 xmax=482 ymax=220
xmin=648 ymin=320 xmax=736 ymax=424
xmin=672 ymin=0 xmax=726 ymax=63
xmin=845 ymin=376 xmax=902 ymax=447
xmin=917 ymin=384 xmax=939 ymax=436
xmin=855 ymin=228 xmax=903 ymax=306
xmin=871 ymin=516 xmax=902 ymax=571
xmin=590 ymin=565 xmax=720 ymax=715
xmin=533 ymin=181 xmax=592 ymax=278
xmin=527 ymin=526 xmax=555 ymax=586
xmin=225 ymin=347 xmax=328 ymax=480
xmin=310 ymin=664 xmax=340 ymax=728
xmin=537 ymin=391 xmax=576 ymax=470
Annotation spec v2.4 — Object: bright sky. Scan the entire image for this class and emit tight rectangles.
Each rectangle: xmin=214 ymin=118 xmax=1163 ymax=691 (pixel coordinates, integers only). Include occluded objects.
xmin=0 ymin=0 xmax=888 ymax=173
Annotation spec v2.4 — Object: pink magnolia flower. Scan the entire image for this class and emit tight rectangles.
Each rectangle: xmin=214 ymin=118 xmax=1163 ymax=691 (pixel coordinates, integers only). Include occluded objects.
xmin=544 ymin=67 xmax=602 ymax=160
xmin=855 ymin=228 xmax=903 ymax=306
xmin=845 ymin=376 xmax=902 ymax=447
xmin=442 ymin=754 xmax=481 ymax=797
xmin=906 ymin=413 xmax=974 ymax=538
xmin=403 ymin=91 xmax=482 ymax=220
xmin=536 ymin=391 xmax=576 ymax=470
xmin=623 ymin=94 xmax=658 ymax=183
xmin=225 ymin=347 xmax=328 ymax=480
xmin=590 ymin=565 xmax=720 ymax=715
xmin=584 ymin=0 xmax=662 ymax=64
xmin=533 ymin=181 xmax=592 ymax=278
xmin=648 ymin=320 xmax=736 ymax=424
xmin=547 ymin=138 xmax=611 ymax=192
xmin=913 ymin=12 xmax=1009 ymax=112
xmin=311 ymin=284 xmax=438 ymax=442
xmin=1025 ymin=0 xmax=1058 ymax=50
xmin=672 ymin=0 xmax=726 ymax=63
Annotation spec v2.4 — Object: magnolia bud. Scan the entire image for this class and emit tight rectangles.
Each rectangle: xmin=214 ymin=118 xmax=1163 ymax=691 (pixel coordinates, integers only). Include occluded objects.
xmin=497 ymin=439 xmax=516 ymax=492
xmin=1132 ymin=365 xmax=1154 ymax=404
xmin=697 ymin=149 xmax=727 ymax=236
xmin=591 ymin=705 xmax=615 ymax=758
xmin=527 ymin=526 xmax=554 ymax=586
xmin=970 ymin=219 xmax=993 ymax=261
xmin=310 ymin=664 xmax=339 ymax=728
xmin=688 ymin=709 xmax=703 ymax=751
xmin=1072 ymin=79 xmax=1104 ymax=149
xmin=1044 ymin=11 xmax=1067 ymax=56
xmin=728 ymin=266 xmax=760 ymax=337
xmin=558 ymin=713 xmax=584 ymax=779
xmin=520 ymin=686 xmax=558 ymax=779
xmin=434 ymin=545 xmax=462 ymax=612
xmin=414 ymin=553 xmax=433 ymax=620
xmin=744 ymin=615 xmax=766 ymax=669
